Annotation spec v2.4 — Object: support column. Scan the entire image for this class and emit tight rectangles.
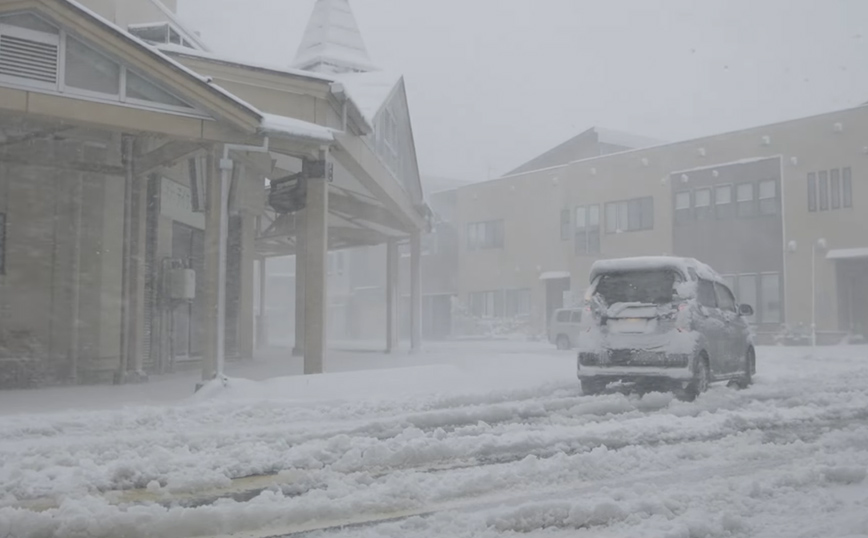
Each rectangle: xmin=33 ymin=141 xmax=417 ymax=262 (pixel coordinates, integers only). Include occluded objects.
xmin=256 ymin=257 xmax=268 ymax=349
xmin=238 ymin=212 xmax=256 ymax=359
xmin=292 ymin=209 xmax=306 ymax=357
xmin=410 ymin=231 xmax=423 ymax=352
xmin=385 ymin=239 xmax=399 ymax=353
xmin=201 ymin=149 xmax=230 ymax=383
xmin=303 ymin=156 xmax=329 ymax=374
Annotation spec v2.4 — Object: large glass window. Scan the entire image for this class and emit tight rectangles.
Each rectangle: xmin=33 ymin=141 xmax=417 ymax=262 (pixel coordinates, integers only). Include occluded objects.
xmin=467 ymin=220 xmax=503 ymax=251
xmin=694 ymin=188 xmax=711 ymax=220
xmin=697 ymin=279 xmax=717 ymax=308
xmin=505 ymin=289 xmax=531 ymax=317
xmin=715 ymin=185 xmax=733 ymax=219
xmin=575 ymin=204 xmax=600 ymax=255
xmin=605 ymin=197 xmax=653 ymax=232
xmin=64 ymin=36 xmax=120 ymax=95
xmin=758 ymin=179 xmax=777 ymax=215
xmin=674 ymin=191 xmax=691 ymax=225
xmin=760 ymin=273 xmax=782 ymax=323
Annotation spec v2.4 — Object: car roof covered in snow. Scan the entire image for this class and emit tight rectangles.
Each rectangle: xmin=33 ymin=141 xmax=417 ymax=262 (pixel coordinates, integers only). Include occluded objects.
xmin=589 ymin=256 xmax=723 ymax=283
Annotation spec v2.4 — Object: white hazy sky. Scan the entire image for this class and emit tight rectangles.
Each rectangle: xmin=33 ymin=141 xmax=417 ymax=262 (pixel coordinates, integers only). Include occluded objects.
xmin=179 ymin=0 xmax=867 ymax=182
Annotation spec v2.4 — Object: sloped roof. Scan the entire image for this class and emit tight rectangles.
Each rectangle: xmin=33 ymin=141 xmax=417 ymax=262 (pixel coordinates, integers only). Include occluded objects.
xmin=333 ymin=70 xmax=401 ymax=122
xmin=506 ymin=126 xmax=664 ymax=176
xmin=292 ymin=0 xmax=375 ymax=73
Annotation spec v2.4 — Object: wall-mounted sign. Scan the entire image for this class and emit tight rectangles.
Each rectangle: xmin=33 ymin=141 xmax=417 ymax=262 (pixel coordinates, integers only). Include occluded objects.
xmin=161 ymin=178 xmax=205 ymax=229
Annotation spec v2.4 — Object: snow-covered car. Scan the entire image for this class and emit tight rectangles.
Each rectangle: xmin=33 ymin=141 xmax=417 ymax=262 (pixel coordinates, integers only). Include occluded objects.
xmin=575 ymin=256 xmax=756 ymax=399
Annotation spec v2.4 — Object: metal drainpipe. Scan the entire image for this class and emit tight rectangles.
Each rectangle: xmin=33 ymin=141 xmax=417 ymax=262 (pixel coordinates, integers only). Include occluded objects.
xmin=118 ymin=135 xmax=134 ymax=381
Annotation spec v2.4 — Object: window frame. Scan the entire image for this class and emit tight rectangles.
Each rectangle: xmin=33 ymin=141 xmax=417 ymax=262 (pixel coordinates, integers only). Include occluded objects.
xmin=736 ymin=181 xmax=756 ymax=217
xmin=714 ymin=184 xmax=733 ymax=219
xmin=606 ymin=197 xmax=654 ymax=233
xmin=818 ymin=170 xmax=829 ymax=211
xmin=714 ymin=282 xmax=737 ymax=313
xmin=830 ymin=168 xmax=841 ymax=210
xmin=0 ymin=212 xmax=5 ymax=275
xmin=758 ymin=178 xmax=778 ymax=216
xmin=843 ymin=167 xmax=853 ymax=208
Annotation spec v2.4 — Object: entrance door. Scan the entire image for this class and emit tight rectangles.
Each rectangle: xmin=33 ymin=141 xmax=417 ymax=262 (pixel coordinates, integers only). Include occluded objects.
xmin=837 ymin=258 xmax=868 ymax=338
xmin=545 ymin=277 xmax=571 ymax=326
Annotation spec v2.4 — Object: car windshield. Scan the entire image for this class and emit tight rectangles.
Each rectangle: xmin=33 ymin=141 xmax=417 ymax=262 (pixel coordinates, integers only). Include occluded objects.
xmin=594 ymin=270 xmax=679 ymax=305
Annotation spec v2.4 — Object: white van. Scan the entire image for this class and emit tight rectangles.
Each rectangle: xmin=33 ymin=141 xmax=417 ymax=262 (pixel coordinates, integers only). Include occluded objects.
xmin=548 ymin=308 xmax=584 ymax=350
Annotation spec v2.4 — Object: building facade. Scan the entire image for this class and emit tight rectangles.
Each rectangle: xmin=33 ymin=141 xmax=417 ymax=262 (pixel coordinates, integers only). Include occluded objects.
xmin=455 ymin=106 xmax=868 ymax=343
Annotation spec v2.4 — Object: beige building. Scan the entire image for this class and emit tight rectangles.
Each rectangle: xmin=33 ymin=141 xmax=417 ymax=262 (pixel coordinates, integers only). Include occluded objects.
xmin=456 ymin=108 xmax=868 ymax=344
xmin=0 ymin=0 xmax=429 ymax=388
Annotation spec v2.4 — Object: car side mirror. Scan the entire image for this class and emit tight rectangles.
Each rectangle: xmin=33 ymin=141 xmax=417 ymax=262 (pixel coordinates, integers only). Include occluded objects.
xmin=739 ymin=304 xmax=754 ymax=316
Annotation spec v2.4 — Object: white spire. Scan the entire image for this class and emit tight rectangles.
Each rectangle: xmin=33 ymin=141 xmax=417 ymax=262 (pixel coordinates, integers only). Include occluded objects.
xmin=292 ymin=0 xmax=376 ymax=74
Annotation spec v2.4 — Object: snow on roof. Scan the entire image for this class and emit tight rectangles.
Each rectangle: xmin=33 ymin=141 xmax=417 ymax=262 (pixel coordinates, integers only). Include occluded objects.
xmin=157 ymin=44 xmax=337 ymax=83
xmin=589 ymin=256 xmax=722 ymax=283
xmin=539 ymin=271 xmax=571 ymax=281
xmin=826 ymin=247 xmax=868 ymax=260
xmin=60 ymin=0 xmax=263 ymax=121
xmin=594 ymin=127 xmax=665 ymax=149
xmin=333 ymin=70 xmax=402 ymax=121
xmin=259 ymin=113 xmax=335 ymax=143
xmin=670 ymin=155 xmax=781 ymax=176
xmin=292 ymin=0 xmax=376 ymax=73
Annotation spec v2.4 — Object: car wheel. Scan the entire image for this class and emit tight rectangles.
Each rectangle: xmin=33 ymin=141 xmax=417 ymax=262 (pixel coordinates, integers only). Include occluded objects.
xmin=581 ymin=379 xmax=606 ymax=395
xmin=556 ymin=335 xmax=571 ymax=350
xmin=684 ymin=353 xmax=710 ymax=401
xmin=737 ymin=347 xmax=754 ymax=389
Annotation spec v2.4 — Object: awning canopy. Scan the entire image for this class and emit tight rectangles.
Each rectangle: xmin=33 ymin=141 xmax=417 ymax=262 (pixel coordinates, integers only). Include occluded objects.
xmin=539 ymin=271 xmax=571 ymax=281
xmin=826 ymin=248 xmax=868 ymax=260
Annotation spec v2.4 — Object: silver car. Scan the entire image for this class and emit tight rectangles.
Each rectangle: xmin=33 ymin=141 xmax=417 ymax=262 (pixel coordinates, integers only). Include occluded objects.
xmin=548 ymin=307 xmax=584 ymax=350
xmin=575 ymin=256 xmax=756 ymax=400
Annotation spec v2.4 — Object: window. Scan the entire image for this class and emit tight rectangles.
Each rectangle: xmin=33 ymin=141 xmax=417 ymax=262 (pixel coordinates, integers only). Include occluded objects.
xmin=830 ymin=169 xmax=841 ymax=210
xmin=674 ymin=191 xmax=691 ymax=225
xmin=126 ymin=70 xmax=192 ymax=109
xmin=0 ymin=212 xmax=5 ymax=274
xmin=469 ymin=290 xmax=503 ymax=318
xmin=560 ymin=209 xmax=571 ymax=240
xmin=758 ymin=179 xmax=777 ymax=215
xmin=606 ymin=197 xmax=653 ymax=233
xmin=714 ymin=282 xmax=737 ymax=312
xmin=737 ymin=274 xmax=757 ymax=323
xmin=697 ymin=279 xmax=717 ymax=308
xmin=556 ymin=310 xmax=570 ymax=322
xmin=760 ymin=273 xmax=781 ymax=324
xmin=506 ymin=289 xmax=531 ymax=317
xmin=843 ymin=167 xmax=852 ymax=208
xmin=575 ymin=204 xmax=600 ymax=255
xmin=736 ymin=182 xmax=755 ymax=217
xmin=65 ymin=36 xmax=121 ymax=95
xmin=467 ymin=220 xmax=503 ymax=251
xmin=715 ymin=185 xmax=733 ymax=219
xmin=807 ymin=172 xmax=817 ymax=212
xmin=694 ymin=188 xmax=712 ymax=219
xmin=818 ymin=171 xmax=829 ymax=211
xmin=721 ymin=274 xmax=736 ymax=294
xmin=570 ymin=310 xmax=582 ymax=323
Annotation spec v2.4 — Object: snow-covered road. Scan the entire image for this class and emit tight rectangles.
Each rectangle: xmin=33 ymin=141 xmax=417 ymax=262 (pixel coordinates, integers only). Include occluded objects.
xmin=1 ymin=343 xmax=867 ymax=538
